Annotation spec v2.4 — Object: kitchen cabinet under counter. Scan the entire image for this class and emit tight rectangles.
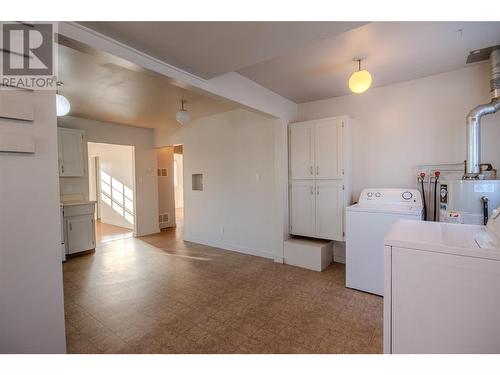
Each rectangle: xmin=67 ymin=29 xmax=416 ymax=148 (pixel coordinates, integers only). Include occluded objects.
xmin=61 ymin=201 xmax=96 ymax=257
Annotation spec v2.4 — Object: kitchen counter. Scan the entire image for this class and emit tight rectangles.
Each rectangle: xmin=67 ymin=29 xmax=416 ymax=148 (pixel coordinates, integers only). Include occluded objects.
xmin=384 ymin=219 xmax=500 ymax=261
xmin=60 ymin=200 xmax=96 ymax=207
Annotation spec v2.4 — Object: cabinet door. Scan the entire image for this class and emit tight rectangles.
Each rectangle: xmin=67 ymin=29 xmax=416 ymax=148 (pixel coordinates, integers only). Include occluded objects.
xmin=314 ymin=120 xmax=343 ymax=179
xmin=290 ymin=180 xmax=316 ymax=236
xmin=58 ymin=128 xmax=85 ymax=177
xmin=290 ymin=124 xmax=315 ymax=179
xmin=315 ymin=180 xmax=344 ymax=240
xmin=66 ymin=215 xmax=95 ymax=254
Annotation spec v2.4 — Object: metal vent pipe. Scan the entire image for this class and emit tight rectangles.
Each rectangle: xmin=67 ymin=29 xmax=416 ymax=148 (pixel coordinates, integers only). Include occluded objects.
xmin=465 ymin=47 xmax=500 ymax=179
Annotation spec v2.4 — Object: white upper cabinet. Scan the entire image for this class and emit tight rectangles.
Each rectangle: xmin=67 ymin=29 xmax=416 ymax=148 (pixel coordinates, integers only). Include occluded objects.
xmin=58 ymin=127 xmax=85 ymax=177
xmin=290 ymin=123 xmax=315 ymax=179
xmin=290 ymin=180 xmax=316 ymax=236
xmin=315 ymin=180 xmax=344 ymax=241
xmin=315 ymin=119 xmax=343 ymax=179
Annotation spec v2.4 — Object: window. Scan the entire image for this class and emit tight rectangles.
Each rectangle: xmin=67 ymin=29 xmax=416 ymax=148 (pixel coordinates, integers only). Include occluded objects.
xmin=100 ymin=171 xmax=134 ymax=224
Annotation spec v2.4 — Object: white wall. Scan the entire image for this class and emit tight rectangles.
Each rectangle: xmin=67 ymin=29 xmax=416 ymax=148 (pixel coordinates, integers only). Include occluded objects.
xmin=58 ymin=116 xmax=159 ymax=236
xmin=88 ymin=142 xmax=135 ymax=230
xmin=174 ymin=153 xmax=184 ymax=208
xmin=298 ymin=63 xmax=500 ymax=201
xmin=157 ymin=146 xmax=176 ymax=228
xmin=155 ymin=109 xmax=279 ymax=259
xmin=0 ymin=90 xmax=66 ymax=353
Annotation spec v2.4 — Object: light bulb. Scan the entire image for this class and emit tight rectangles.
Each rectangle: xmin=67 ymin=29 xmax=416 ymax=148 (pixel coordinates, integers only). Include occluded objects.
xmin=56 ymin=94 xmax=71 ymax=116
xmin=176 ymin=109 xmax=190 ymax=125
xmin=349 ymin=69 xmax=372 ymax=94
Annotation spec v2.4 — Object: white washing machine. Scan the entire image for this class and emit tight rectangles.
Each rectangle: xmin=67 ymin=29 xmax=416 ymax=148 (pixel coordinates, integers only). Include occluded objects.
xmin=346 ymin=188 xmax=423 ymax=296
xmin=384 ymin=210 xmax=500 ymax=353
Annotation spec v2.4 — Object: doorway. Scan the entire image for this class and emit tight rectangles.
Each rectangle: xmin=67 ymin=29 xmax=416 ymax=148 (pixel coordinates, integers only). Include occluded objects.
xmin=156 ymin=145 xmax=184 ymax=230
xmin=88 ymin=142 xmax=135 ymax=244
xmin=173 ymin=145 xmax=184 ymax=227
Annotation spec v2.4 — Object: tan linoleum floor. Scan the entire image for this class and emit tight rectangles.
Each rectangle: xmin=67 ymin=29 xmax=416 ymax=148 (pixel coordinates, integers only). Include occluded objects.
xmin=63 ymin=226 xmax=383 ymax=354
xmin=96 ymin=220 xmax=133 ymax=244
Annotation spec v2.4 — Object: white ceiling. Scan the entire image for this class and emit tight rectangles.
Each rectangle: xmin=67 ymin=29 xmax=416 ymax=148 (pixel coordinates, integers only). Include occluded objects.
xmin=78 ymin=22 xmax=366 ymax=79
xmin=78 ymin=21 xmax=500 ymax=104
xmin=238 ymin=22 xmax=500 ymax=102
xmin=57 ymin=43 xmax=237 ymax=129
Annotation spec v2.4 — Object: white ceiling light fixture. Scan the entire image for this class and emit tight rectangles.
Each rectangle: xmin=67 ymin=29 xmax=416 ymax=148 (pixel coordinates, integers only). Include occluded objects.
xmin=176 ymin=99 xmax=190 ymax=126
xmin=56 ymin=81 xmax=71 ymax=116
xmin=348 ymin=59 xmax=372 ymax=94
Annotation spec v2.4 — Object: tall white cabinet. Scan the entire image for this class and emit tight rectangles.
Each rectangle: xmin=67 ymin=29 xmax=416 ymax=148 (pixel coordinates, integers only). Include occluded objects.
xmin=289 ymin=116 xmax=351 ymax=241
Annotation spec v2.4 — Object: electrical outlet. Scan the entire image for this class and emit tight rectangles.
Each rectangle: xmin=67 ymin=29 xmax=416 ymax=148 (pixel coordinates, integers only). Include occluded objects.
xmin=67 ymin=184 xmax=73 ymax=192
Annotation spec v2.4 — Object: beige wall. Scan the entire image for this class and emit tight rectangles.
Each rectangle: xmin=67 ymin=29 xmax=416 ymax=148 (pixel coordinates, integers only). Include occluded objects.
xmin=58 ymin=116 xmax=159 ymax=236
xmin=298 ymin=63 xmax=500 ymax=201
xmin=0 ymin=90 xmax=66 ymax=353
xmin=157 ymin=147 xmax=176 ymax=228
xmin=174 ymin=153 xmax=184 ymax=208
xmin=155 ymin=109 xmax=279 ymax=258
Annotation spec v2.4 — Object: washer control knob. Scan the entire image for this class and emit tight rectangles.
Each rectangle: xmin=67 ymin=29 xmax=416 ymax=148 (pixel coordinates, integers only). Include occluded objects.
xmin=367 ymin=192 xmax=373 ymax=197
xmin=375 ymin=192 xmax=381 ymax=198
xmin=402 ymin=191 xmax=413 ymax=200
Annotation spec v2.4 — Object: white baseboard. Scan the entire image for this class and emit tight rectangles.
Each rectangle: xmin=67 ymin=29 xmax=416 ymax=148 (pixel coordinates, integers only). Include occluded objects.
xmin=334 ymin=256 xmax=346 ymax=264
xmin=183 ymin=235 xmax=275 ymax=260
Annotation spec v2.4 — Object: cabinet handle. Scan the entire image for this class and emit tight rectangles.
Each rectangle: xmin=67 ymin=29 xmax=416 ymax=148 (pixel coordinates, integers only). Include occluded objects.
xmin=317 ymin=186 xmax=319 ymax=195
xmin=316 ymin=166 xmax=319 ymax=175
xmin=61 ymin=165 xmax=64 ymax=174
xmin=310 ymin=166 xmax=313 ymax=175
xmin=310 ymin=186 xmax=314 ymax=195
xmin=69 ymin=223 xmax=72 ymax=231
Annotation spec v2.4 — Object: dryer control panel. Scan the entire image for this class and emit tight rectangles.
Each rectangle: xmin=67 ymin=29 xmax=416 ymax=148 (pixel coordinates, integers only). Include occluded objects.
xmin=359 ymin=188 xmax=422 ymax=206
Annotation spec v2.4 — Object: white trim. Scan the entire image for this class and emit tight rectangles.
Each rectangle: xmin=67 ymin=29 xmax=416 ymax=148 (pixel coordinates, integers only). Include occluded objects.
xmin=183 ymin=235 xmax=274 ymax=260
xmin=334 ymin=256 xmax=346 ymax=264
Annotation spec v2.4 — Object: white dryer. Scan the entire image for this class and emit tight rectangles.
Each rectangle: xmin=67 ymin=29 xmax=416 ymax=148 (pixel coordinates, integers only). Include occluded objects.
xmin=346 ymin=188 xmax=423 ymax=295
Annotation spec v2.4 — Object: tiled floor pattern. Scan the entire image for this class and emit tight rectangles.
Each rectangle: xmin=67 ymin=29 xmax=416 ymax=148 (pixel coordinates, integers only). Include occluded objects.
xmin=64 ymin=227 xmax=383 ymax=354
xmin=95 ymin=220 xmax=133 ymax=244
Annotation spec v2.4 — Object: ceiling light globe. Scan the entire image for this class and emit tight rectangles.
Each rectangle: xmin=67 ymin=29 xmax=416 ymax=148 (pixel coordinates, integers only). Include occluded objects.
xmin=176 ymin=110 xmax=190 ymax=125
xmin=349 ymin=69 xmax=372 ymax=94
xmin=56 ymin=94 xmax=71 ymax=116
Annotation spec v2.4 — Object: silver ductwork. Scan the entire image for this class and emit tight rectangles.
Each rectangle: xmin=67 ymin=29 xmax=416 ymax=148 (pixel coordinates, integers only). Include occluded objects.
xmin=464 ymin=46 xmax=500 ymax=179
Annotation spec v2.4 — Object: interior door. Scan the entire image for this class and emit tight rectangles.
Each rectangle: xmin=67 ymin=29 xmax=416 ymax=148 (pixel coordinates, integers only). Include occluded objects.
xmin=315 ymin=180 xmax=344 ymax=240
xmin=290 ymin=180 xmax=316 ymax=236
xmin=66 ymin=216 xmax=95 ymax=254
xmin=58 ymin=128 xmax=85 ymax=177
xmin=315 ymin=120 xmax=343 ymax=179
xmin=290 ymin=124 xmax=315 ymax=179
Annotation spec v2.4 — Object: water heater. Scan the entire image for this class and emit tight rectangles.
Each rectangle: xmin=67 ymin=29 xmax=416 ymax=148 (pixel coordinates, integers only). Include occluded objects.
xmin=439 ymin=180 xmax=500 ymax=225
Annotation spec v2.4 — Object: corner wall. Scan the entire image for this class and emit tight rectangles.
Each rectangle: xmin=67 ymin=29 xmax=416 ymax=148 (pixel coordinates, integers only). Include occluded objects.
xmin=155 ymin=109 xmax=279 ymax=259
xmin=58 ymin=116 xmax=159 ymax=236
xmin=0 ymin=90 xmax=66 ymax=353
